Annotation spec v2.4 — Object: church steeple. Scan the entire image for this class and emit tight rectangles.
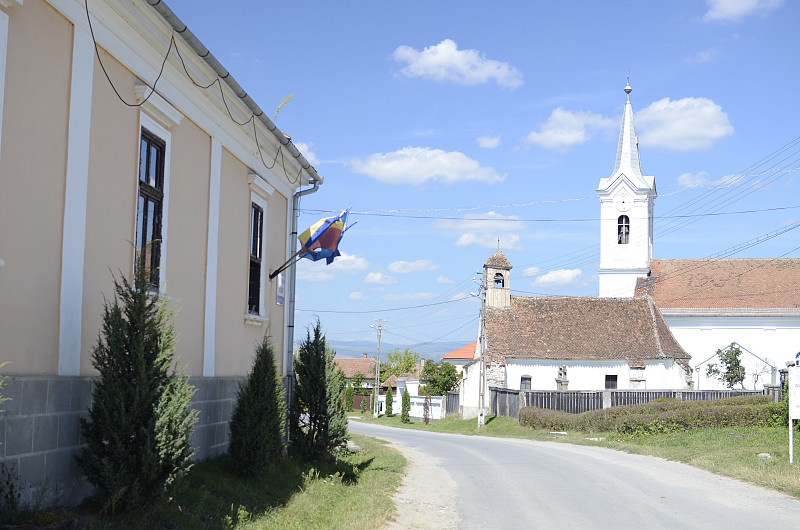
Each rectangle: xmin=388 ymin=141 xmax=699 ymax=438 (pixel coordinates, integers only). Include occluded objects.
xmin=597 ymin=79 xmax=657 ymax=298
xmin=611 ymin=78 xmax=645 ymax=184
xmin=484 ymin=249 xmax=511 ymax=308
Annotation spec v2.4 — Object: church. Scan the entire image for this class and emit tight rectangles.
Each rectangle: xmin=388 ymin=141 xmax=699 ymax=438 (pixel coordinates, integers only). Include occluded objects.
xmin=457 ymin=82 xmax=800 ymax=412
xmin=596 ymin=82 xmax=800 ymax=390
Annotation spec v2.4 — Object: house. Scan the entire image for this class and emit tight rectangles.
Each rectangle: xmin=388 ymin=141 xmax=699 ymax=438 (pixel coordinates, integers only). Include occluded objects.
xmin=442 ymin=342 xmax=477 ymax=373
xmin=596 ymin=82 xmax=800 ymax=388
xmin=333 ymin=353 xmax=377 ymax=388
xmin=635 ymin=259 xmax=800 ymax=389
xmin=460 ymin=250 xmax=692 ymax=418
xmin=0 ymin=0 xmax=321 ymax=505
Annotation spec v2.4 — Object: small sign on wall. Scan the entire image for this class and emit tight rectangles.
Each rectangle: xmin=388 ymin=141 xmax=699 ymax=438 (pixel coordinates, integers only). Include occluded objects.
xmin=276 ymin=272 xmax=285 ymax=306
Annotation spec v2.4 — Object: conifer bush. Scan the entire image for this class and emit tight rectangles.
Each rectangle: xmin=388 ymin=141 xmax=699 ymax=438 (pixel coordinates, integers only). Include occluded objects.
xmin=344 ymin=386 xmax=354 ymax=411
xmin=76 ymin=270 xmax=197 ymax=512
xmin=228 ymin=336 xmax=285 ymax=476
xmin=291 ymin=320 xmax=347 ymax=460
xmin=401 ymin=388 xmax=411 ymax=424
xmin=385 ymin=386 xmax=393 ymax=416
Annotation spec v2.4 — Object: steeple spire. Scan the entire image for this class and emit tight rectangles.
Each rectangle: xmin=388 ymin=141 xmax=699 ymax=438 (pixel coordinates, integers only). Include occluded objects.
xmin=612 ymin=79 xmax=644 ymax=182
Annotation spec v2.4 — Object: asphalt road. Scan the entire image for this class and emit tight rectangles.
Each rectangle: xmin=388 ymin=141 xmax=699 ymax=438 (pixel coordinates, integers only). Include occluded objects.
xmin=349 ymin=422 xmax=800 ymax=529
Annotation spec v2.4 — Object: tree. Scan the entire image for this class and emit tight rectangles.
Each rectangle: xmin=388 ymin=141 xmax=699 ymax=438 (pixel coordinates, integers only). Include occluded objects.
xmin=76 ymin=270 xmax=197 ymax=512
xmin=401 ymin=387 xmax=411 ymax=424
xmin=382 ymin=348 xmax=421 ymax=379
xmin=291 ymin=319 xmax=347 ymax=460
xmin=344 ymin=386 xmax=354 ymax=411
xmin=385 ymin=385 xmax=393 ymax=416
xmin=228 ymin=335 xmax=285 ymax=477
xmin=421 ymin=360 xmax=460 ymax=396
xmin=706 ymin=343 xmax=746 ymax=389
xmin=351 ymin=372 xmax=366 ymax=393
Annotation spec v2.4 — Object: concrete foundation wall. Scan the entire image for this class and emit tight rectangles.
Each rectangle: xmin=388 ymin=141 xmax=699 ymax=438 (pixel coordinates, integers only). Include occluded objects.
xmin=0 ymin=375 xmax=240 ymax=507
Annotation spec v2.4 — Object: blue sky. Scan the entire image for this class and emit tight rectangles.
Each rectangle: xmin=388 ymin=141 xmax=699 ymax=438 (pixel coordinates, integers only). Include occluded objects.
xmin=166 ymin=0 xmax=799 ymax=355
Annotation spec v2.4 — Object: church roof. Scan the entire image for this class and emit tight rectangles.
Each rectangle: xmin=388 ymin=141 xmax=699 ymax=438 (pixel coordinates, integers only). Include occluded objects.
xmin=484 ymin=296 xmax=689 ymax=369
xmin=442 ymin=341 xmax=477 ymax=360
xmin=598 ymin=82 xmax=653 ymax=192
xmin=485 ymin=249 xmax=512 ymax=269
xmin=635 ymin=259 xmax=800 ymax=309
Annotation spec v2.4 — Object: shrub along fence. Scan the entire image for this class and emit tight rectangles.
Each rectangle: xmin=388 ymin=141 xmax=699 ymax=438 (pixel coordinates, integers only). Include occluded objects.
xmin=491 ymin=386 xmax=780 ymax=419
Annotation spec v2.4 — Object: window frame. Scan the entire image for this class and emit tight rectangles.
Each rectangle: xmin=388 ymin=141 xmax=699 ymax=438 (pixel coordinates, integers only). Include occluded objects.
xmin=134 ymin=113 xmax=171 ymax=293
xmin=605 ymin=374 xmax=618 ymax=390
xmin=617 ymin=215 xmax=630 ymax=245
xmin=246 ymin=192 xmax=269 ymax=322
xmin=520 ymin=375 xmax=532 ymax=390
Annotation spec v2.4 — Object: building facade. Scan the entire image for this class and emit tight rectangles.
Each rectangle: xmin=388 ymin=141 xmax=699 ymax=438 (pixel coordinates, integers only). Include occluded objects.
xmin=0 ymin=0 xmax=321 ymax=505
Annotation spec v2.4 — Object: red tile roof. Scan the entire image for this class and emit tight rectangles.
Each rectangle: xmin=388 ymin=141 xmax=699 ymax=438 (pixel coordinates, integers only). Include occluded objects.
xmin=485 ymin=250 xmax=512 ymax=269
xmin=442 ymin=342 xmax=477 ymax=360
xmin=485 ymin=296 xmax=689 ymax=369
xmin=333 ymin=356 xmax=376 ymax=379
xmin=635 ymin=259 xmax=800 ymax=309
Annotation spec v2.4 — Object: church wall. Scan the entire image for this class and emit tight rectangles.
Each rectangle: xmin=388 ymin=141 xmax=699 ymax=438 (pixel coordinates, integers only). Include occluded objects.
xmin=643 ymin=360 xmax=691 ymax=390
xmin=664 ymin=314 xmax=800 ymax=390
xmin=505 ymin=359 xmax=630 ymax=390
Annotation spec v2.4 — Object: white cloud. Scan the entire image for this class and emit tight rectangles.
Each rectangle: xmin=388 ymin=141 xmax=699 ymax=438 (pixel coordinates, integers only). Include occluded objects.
xmin=349 ymin=147 xmax=504 ymax=185
xmin=388 ymin=259 xmax=439 ymax=274
xmin=523 ymin=108 xmax=615 ymax=153
xmin=433 ymin=212 xmax=526 ymax=250
xmin=449 ymin=292 xmax=472 ymax=301
xmin=348 ymin=291 xmax=370 ymax=301
xmin=704 ymin=0 xmax=783 ymax=22
xmin=533 ymin=269 xmax=582 ymax=286
xmin=677 ymin=171 xmax=741 ymax=188
xmin=436 ymin=275 xmax=455 ymax=284
xmin=294 ymin=252 xmax=367 ymax=282
xmin=686 ymin=48 xmax=718 ymax=64
xmin=393 ymin=39 xmax=523 ymax=89
xmin=637 ymin=97 xmax=733 ymax=151
xmin=476 ymin=136 xmax=502 ymax=149
xmin=293 ymin=141 xmax=319 ymax=167
xmin=521 ymin=266 xmax=541 ymax=277
xmin=382 ymin=292 xmax=436 ymax=301
xmin=364 ymin=272 xmax=397 ymax=285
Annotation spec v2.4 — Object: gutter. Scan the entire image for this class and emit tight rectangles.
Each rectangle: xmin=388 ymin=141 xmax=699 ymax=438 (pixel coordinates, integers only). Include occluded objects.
xmin=145 ymin=0 xmax=323 ymax=187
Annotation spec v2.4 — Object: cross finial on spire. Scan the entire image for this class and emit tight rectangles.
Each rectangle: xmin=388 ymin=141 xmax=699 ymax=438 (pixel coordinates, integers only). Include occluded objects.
xmin=624 ymin=72 xmax=632 ymax=102
xmin=497 ymin=237 xmax=500 ymax=250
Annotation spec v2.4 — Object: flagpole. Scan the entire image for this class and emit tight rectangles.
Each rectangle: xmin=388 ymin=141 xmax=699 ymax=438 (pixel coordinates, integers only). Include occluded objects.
xmin=270 ymin=248 xmax=305 ymax=280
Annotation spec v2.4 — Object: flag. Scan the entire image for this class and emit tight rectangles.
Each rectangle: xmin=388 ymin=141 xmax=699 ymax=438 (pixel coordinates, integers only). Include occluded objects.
xmin=298 ymin=209 xmax=352 ymax=264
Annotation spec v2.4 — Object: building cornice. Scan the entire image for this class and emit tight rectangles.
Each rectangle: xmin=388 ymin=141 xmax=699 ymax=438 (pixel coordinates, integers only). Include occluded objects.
xmin=661 ymin=307 xmax=800 ymax=318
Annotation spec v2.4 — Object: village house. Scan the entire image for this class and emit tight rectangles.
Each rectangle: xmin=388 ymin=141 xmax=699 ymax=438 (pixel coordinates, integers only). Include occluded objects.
xmin=441 ymin=341 xmax=477 ymax=374
xmin=0 ymin=0 xmax=321 ymax=505
xmin=333 ymin=353 xmax=377 ymax=389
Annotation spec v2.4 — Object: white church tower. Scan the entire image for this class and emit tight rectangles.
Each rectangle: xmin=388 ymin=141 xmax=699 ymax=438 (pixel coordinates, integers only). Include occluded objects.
xmin=597 ymin=80 xmax=656 ymax=297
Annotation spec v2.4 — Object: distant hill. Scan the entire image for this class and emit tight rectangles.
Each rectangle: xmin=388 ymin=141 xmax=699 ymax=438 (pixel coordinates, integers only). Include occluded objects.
xmin=325 ymin=339 xmax=471 ymax=361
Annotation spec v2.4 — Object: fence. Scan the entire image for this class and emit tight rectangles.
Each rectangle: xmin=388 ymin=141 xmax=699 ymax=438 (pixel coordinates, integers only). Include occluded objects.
xmin=445 ymin=391 xmax=460 ymax=417
xmin=490 ymin=386 xmax=777 ymax=419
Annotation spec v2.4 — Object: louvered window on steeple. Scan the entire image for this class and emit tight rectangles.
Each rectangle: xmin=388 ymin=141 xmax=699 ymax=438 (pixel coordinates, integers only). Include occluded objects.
xmin=494 ymin=272 xmax=504 ymax=288
xmin=618 ymin=215 xmax=630 ymax=244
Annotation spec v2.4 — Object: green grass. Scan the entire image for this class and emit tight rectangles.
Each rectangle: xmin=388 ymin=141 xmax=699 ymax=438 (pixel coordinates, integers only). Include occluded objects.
xmin=21 ymin=434 xmax=404 ymax=529
xmin=353 ymin=413 xmax=800 ymax=499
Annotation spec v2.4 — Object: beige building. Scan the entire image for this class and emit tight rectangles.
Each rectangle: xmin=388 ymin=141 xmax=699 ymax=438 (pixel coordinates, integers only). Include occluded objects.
xmin=0 ymin=0 xmax=322 ymax=504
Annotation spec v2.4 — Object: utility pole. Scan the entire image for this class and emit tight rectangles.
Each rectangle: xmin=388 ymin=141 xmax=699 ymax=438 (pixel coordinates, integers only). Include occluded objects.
xmin=370 ymin=319 xmax=385 ymax=418
xmin=476 ymin=271 xmax=487 ymax=428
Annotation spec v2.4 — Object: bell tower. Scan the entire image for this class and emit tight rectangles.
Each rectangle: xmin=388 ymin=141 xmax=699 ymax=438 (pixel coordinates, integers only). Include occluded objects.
xmin=597 ymin=80 xmax=656 ymax=297
xmin=484 ymin=249 xmax=511 ymax=308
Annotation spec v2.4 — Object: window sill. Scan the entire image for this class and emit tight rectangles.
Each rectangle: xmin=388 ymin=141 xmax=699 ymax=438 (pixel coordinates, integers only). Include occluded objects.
xmin=244 ymin=314 xmax=268 ymax=326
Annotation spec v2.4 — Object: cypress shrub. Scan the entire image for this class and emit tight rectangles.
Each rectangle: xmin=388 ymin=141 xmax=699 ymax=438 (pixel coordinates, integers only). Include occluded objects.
xmin=401 ymin=388 xmax=411 ymax=424
xmin=385 ymin=386 xmax=393 ymax=416
xmin=228 ymin=336 xmax=285 ymax=476
xmin=76 ymin=271 xmax=197 ymax=513
xmin=291 ymin=320 xmax=347 ymax=460
xmin=345 ymin=386 xmax=355 ymax=411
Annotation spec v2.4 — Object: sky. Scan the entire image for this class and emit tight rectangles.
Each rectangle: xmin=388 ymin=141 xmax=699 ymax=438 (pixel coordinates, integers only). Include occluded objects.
xmin=165 ymin=0 xmax=800 ymax=357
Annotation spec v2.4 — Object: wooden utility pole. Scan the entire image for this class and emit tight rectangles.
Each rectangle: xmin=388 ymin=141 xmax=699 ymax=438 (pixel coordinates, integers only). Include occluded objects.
xmin=371 ymin=319 xmax=385 ymax=418
xmin=477 ymin=271 xmax=487 ymax=428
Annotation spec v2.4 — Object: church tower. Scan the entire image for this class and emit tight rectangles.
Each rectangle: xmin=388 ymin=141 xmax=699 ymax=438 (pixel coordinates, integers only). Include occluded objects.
xmin=597 ymin=81 xmax=656 ymax=297
xmin=484 ymin=249 xmax=511 ymax=308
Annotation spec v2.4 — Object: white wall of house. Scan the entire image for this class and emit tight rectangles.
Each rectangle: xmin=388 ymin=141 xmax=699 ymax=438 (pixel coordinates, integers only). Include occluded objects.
xmin=664 ymin=313 xmax=799 ymax=390
xmin=442 ymin=358 xmax=471 ymax=374
xmin=505 ymin=359 xmax=631 ymax=390
xmin=642 ymin=360 xmax=691 ymax=389
xmin=460 ymin=361 xmax=481 ymax=418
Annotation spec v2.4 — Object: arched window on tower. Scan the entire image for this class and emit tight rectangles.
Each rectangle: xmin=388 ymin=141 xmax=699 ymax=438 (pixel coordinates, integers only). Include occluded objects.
xmin=618 ymin=215 xmax=630 ymax=244
xmin=493 ymin=272 xmax=504 ymax=288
